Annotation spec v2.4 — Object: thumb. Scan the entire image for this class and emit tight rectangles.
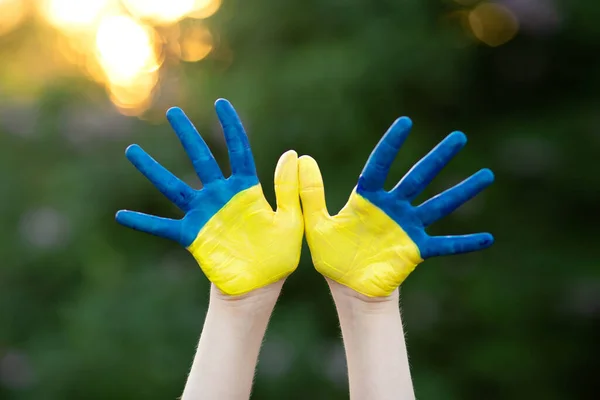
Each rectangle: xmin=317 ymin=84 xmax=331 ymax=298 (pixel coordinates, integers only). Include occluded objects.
xmin=274 ymin=150 xmax=301 ymax=215
xmin=298 ymin=155 xmax=329 ymax=226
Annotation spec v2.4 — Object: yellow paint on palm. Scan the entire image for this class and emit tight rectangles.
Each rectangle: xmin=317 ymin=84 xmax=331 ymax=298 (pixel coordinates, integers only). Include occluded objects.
xmin=187 ymin=183 xmax=302 ymax=296
xmin=306 ymin=192 xmax=422 ymax=297
xmin=299 ymin=154 xmax=423 ymax=297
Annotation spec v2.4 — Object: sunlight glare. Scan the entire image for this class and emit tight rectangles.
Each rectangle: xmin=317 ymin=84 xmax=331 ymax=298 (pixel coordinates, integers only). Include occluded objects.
xmin=179 ymin=24 xmax=213 ymax=62
xmin=95 ymin=15 xmax=159 ymax=84
xmin=122 ymin=0 xmax=195 ymax=25
xmin=108 ymin=72 xmax=158 ymax=115
xmin=95 ymin=15 xmax=159 ymax=114
xmin=40 ymin=0 xmax=113 ymax=31
xmin=188 ymin=0 xmax=221 ymax=19
xmin=0 ymin=0 xmax=27 ymax=36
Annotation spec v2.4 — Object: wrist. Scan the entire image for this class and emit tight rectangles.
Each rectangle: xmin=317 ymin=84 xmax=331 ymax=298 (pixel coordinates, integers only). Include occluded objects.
xmin=327 ymin=278 xmax=399 ymax=309
xmin=210 ymin=280 xmax=283 ymax=313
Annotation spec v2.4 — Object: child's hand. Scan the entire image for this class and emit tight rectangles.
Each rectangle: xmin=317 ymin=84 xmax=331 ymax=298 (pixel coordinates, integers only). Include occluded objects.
xmin=116 ymin=99 xmax=303 ymax=296
xmin=299 ymin=117 xmax=494 ymax=297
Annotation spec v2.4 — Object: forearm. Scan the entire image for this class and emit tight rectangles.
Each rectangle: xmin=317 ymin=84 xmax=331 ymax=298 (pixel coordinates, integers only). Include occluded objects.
xmin=329 ymin=280 xmax=415 ymax=400
xmin=182 ymin=282 xmax=282 ymax=400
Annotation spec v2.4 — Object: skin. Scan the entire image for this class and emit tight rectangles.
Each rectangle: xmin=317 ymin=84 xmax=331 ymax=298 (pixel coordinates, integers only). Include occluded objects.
xmin=298 ymin=117 xmax=493 ymax=399
xmin=119 ymin=100 xmax=492 ymax=399
xmin=115 ymin=100 xmax=303 ymax=400
xmin=181 ymin=282 xmax=283 ymax=400
xmin=327 ymin=280 xmax=415 ymax=400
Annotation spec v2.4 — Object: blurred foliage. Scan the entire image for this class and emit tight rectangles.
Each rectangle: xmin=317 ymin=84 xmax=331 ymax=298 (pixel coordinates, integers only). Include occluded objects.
xmin=1 ymin=0 xmax=600 ymax=399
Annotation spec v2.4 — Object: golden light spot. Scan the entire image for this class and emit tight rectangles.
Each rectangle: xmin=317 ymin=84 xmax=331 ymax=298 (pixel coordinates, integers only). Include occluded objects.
xmin=160 ymin=24 xmax=183 ymax=58
xmin=38 ymin=0 xmax=114 ymax=31
xmin=94 ymin=15 xmax=160 ymax=114
xmin=188 ymin=0 xmax=221 ymax=20
xmin=179 ymin=24 xmax=213 ymax=62
xmin=18 ymin=0 xmax=219 ymax=118
xmin=0 ymin=0 xmax=27 ymax=36
xmin=122 ymin=0 xmax=195 ymax=25
xmin=95 ymin=15 xmax=159 ymax=84
xmin=54 ymin=33 xmax=93 ymax=69
xmin=108 ymin=72 xmax=158 ymax=115
xmin=468 ymin=2 xmax=519 ymax=47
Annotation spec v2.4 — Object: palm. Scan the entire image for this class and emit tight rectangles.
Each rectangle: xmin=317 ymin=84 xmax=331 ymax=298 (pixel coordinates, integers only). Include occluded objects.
xmin=306 ymin=191 xmax=422 ymax=295
xmin=300 ymin=116 xmax=494 ymax=296
xmin=116 ymin=99 xmax=303 ymax=295
xmin=189 ymin=187 xmax=301 ymax=291
xmin=178 ymin=175 xmax=259 ymax=246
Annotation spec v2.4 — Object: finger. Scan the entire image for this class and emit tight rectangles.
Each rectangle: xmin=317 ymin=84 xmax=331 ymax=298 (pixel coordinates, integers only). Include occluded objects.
xmin=392 ymin=131 xmax=467 ymax=200
xmin=298 ymin=155 xmax=329 ymax=225
xmin=422 ymin=233 xmax=494 ymax=258
xmin=214 ymin=98 xmax=257 ymax=177
xmin=274 ymin=150 xmax=301 ymax=214
xmin=125 ymin=145 xmax=196 ymax=211
xmin=358 ymin=117 xmax=412 ymax=192
xmin=115 ymin=210 xmax=181 ymax=243
xmin=166 ymin=107 xmax=224 ymax=184
xmin=417 ymin=168 xmax=494 ymax=226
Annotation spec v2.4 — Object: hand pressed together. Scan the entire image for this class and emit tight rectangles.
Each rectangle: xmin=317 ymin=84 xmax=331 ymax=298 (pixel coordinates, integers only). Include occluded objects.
xmin=116 ymin=99 xmax=494 ymax=300
xmin=115 ymin=100 xmax=496 ymax=400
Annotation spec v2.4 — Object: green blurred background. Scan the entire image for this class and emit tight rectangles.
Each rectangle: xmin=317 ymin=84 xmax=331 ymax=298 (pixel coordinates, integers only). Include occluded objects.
xmin=1 ymin=0 xmax=599 ymax=399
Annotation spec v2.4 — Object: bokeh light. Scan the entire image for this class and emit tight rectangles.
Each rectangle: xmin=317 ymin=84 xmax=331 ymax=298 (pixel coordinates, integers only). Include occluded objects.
xmin=122 ymin=0 xmax=195 ymax=25
xmin=0 ymin=0 xmax=27 ymax=36
xmin=1 ymin=0 xmax=221 ymax=116
xmin=95 ymin=15 xmax=159 ymax=113
xmin=95 ymin=15 xmax=159 ymax=83
xmin=107 ymin=72 xmax=158 ymax=115
xmin=188 ymin=0 xmax=222 ymax=19
xmin=39 ymin=0 xmax=115 ymax=31
xmin=469 ymin=2 xmax=519 ymax=47
xmin=179 ymin=24 xmax=213 ymax=62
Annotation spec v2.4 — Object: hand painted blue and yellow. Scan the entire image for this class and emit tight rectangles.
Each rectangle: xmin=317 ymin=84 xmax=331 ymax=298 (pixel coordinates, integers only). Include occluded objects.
xmin=299 ymin=117 xmax=494 ymax=297
xmin=116 ymin=99 xmax=303 ymax=296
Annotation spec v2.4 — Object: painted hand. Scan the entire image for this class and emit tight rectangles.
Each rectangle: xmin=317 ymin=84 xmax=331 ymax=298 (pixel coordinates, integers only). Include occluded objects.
xmin=116 ymin=99 xmax=303 ymax=296
xmin=299 ymin=117 xmax=494 ymax=297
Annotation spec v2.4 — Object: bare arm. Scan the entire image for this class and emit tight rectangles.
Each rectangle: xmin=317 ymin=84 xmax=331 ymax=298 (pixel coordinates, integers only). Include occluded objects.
xmin=328 ymin=280 xmax=415 ymax=400
xmin=181 ymin=282 xmax=282 ymax=400
xmin=298 ymin=120 xmax=494 ymax=399
xmin=115 ymin=103 xmax=303 ymax=400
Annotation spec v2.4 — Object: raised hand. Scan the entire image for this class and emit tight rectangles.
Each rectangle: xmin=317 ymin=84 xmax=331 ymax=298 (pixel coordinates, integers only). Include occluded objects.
xmin=299 ymin=117 xmax=494 ymax=297
xmin=116 ymin=99 xmax=303 ymax=296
